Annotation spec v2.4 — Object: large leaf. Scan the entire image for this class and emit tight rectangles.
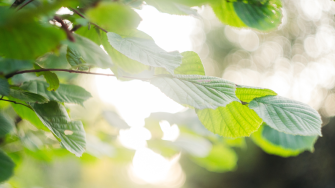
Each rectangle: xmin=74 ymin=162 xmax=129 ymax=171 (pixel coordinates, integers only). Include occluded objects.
xmin=196 ymin=101 xmax=263 ymax=138
xmin=107 ymin=32 xmax=182 ymax=74
xmin=192 ymin=145 xmax=237 ymax=172
xmin=65 ymin=34 xmax=113 ymax=69
xmin=211 ymin=0 xmax=246 ymax=28
xmin=30 ymin=101 xmax=86 ymax=156
xmin=20 ymin=80 xmax=92 ymax=106
xmin=0 ymin=77 xmax=9 ymax=96
xmin=252 ymin=125 xmax=316 ymax=157
xmin=0 ymin=113 xmax=14 ymax=138
xmin=0 ymin=150 xmax=15 ymax=183
xmin=0 ymin=58 xmax=33 ymax=75
xmin=0 ymin=12 xmax=65 ymax=60
xmin=236 ymin=85 xmax=277 ymax=103
xmin=9 ymin=97 xmax=48 ymax=131
xmin=86 ymin=2 xmax=141 ymax=35
xmin=249 ymin=96 xmax=322 ymax=136
xmin=101 ymin=31 xmax=149 ymax=74
xmin=9 ymin=87 xmax=49 ymax=104
xmin=34 ymin=64 xmax=60 ymax=91
xmin=262 ymin=125 xmax=317 ymax=151
xmin=150 ymin=75 xmax=239 ymax=109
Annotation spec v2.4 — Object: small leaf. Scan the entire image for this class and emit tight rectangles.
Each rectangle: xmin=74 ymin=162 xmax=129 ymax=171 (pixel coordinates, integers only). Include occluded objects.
xmin=150 ymin=75 xmax=239 ymax=109
xmin=0 ymin=77 xmax=9 ymax=96
xmin=196 ymin=101 xmax=263 ymax=138
xmin=34 ymin=64 xmax=60 ymax=91
xmin=30 ymin=101 xmax=86 ymax=156
xmin=236 ymin=85 xmax=277 ymax=103
xmin=65 ymin=34 xmax=113 ymax=69
xmin=192 ymin=145 xmax=237 ymax=172
xmin=75 ymin=26 xmax=102 ymax=45
xmin=9 ymin=88 xmax=49 ymax=104
xmin=66 ymin=47 xmax=90 ymax=71
xmin=102 ymin=111 xmax=130 ymax=130
xmin=86 ymin=2 xmax=141 ymax=34
xmin=0 ymin=113 xmax=14 ymax=138
xmin=107 ymin=32 xmax=182 ymax=74
xmin=175 ymin=51 xmax=205 ymax=75
xmin=249 ymin=96 xmax=322 ymax=136
xmin=0 ymin=150 xmax=15 ymax=183
xmin=20 ymin=80 xmax=92 ymax=106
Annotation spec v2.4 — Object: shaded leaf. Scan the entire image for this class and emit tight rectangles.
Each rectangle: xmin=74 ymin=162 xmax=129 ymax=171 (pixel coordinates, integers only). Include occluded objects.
xmin=66 ymin=47 xmax=90 ymax=71
xmin=0 ymin=113 xmax=14 ymax=138
xmin=20 ymin=80 xmax=92 ymax=106
xmin=0 ymin=77 xmax=9 ymax=96
xmin=150 ymin=75 xmax=239 ymax=109
xmin=0 ymin=150 xmax=15 ymax=183
xmin=196 ymin=101 xmax=263 ymax=138
xmin=30 ymin=101 xmax=86 ymax=157
xmin=34 ymin=64 xmax=60 ymax=91
xmin=9 ymin=88 xmax=49 ymax=104
xmin=249 ymin=95 xmax=322 ymax=136
xmin=107 ymin=32 xmax=182 ymax=74
xmin=0 ymin=58 xmax=33 ymax=75
xmin=236 ymin=85 xmax=277 ymax=103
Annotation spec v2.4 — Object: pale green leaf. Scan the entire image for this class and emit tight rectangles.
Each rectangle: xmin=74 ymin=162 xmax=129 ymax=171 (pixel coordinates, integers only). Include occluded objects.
xmin=150 ymin=75 xmax=239 ymax=109
xmin=20 ymin=80 xmax=92 ymax=106
xmin=211 ymin=0 xmax=246 ymax=28
xmin=196 ymin=101 xmax=263 ymax=138
xmin=0 ymin=77 xmax=9 ymax=96
xmin=8 ymin=97 xmax=48 ymax=131
xmin=236 ymin=85 xmax=277 ymax=103
xmin=107 ymin=32 xmax=182 ymax=74
xmin=146 ymin=0 xmax=199 ymax=16
xmin=192 ymin=145 xmax=237 ymax=172
xmin=102 ymin=111 xmax=130 ymax=129
xmin=0 ymin=113 xmax=14 ymax=138
xmin=30 ymin=101 xmax=86 ymax=157
xmin=0 ymin=150 xmax=15 ymax=183
xmin=86 ymin=2 xmax=141 ymax=34
xmin=249 ymin=96 xmax=322 ymax=136
xmin=175 ymin=51 xmax=205 ymax=75
xmin=34 ymin=64 xmax=60 ymax=91
xmin=224 ymin=137 xmax=246 ymax=148
xmin=65 ymin=34 xmax=113 ymax=69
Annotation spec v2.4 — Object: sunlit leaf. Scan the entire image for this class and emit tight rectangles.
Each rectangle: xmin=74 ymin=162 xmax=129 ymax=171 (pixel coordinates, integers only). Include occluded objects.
xmin=107 ymin=32 xmax=182 ymax=74
xmin=236 ymin=85 xmax=277 ymax=103
xmin=249 ymin=95 xmax=322 ymax=136
xmin=75 ymin=26 xmax=102 ymax=45
xmin=151 ymin=75 xmax=239 ymax=109
xmin=0 ymin=113 xmax=14 ymax=138
xmin=145 ymin=0 xmax=199 ymax=16
xmin=20 ymin=80 xmax=92 ymax=106
xmin=0 ymin=150 xmax=15 ymax=183
xmin=30 ymin=101 xmax=86 ymax=157
xmin=196 ymin=101 xmax=263 ymax=138
xmin=224 ymin=137 xmax=246 ymax=148
xmin=212 ymin=0 xmax=246 ymax=28
xmin=192 ymin=145 xmax=237 ymax=172
xmin=102 ymin=111 xmax=130 ymax=130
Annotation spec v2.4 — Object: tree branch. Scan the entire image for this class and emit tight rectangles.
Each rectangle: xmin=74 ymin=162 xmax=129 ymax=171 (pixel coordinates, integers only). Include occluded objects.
xmin=0 ymin=99 xmax=33 ymax=110
xmin=5 ymin=68 xmax=150 ymax=81
xmin=11 ymin=0 xmax=25 ymax=8
xmin=70 ymin=8 xmax=108 ymax=33
xmin=17 ymin=0 xmax=34 ymax=10
xmin=54 ymin=16 xmax=75 ymax=42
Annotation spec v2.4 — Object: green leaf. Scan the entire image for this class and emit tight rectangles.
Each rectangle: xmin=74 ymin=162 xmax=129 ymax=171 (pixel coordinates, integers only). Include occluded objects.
xmin=9 ymin=88 xmax=49 ymax=104
xmin=9 ymin=97 xmax=49 ymax=131
xmin=233 ymin=0 xmax=282 ymax=31
xmin=65 ymin=34 xmax=113 ymax=69
xmin=0 ymin=17 xmax=65 ymax=59
xmin=107 ymin=32 xmax=182 ymax=74
xmin=86 ymin=2 xmax=141 ymax=34
xmin=145 ymin=0 xmax=199 ymax=16
xmin=192 ymin=145 xmax=237 ymax=172
xmin=0 ymin=150 xmax=15 ymax=183
xmin=0 ymin=77 xmax=9 ymax=96
xmin=236 ymin=85 xmax=277 ymax=103
xmin=150 ymin=75 xmax=239 ymax=109
xmin=0 ymin=113 xmax=14 ymax=138
xmin=196 ymin=101 xmax=263 ymax=138
xmin=30 ymin=101 xmax=86 ymax=157
xmin=66 ymin=47 xmax=90 ymax=71
xmin=34 ymin=64 xmax=60 ymax=91
xmin=251 ymin=125 xmax=316 ymax=157
xmin=75 ymin=26 xmax=102 ymax=45
xmin=175 ymin=51 xmax=205 ymax=75
xmin=102 ymin=111 xmax=130 ymax=129
xmin=20 ymin=80 xmax=92 ymax=106
xmin=211 ymin=0 xmax=247 ymax=28
xmin=101 ymin=31 xmax=149 ymax=74
xmin=249 ymin=96 xmax=322 ymax=136
xmin=0 ymin=58 xmax=33 ymax=75
xmin=224 ymin=137 xmax=246 ymax=148
xmin=262 ymin=125 xmax=318 ymax=151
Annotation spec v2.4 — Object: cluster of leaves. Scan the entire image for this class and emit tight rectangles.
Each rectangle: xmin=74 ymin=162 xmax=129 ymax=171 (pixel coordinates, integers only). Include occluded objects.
xmin=0 ymin=0 xmax=322 ymax=183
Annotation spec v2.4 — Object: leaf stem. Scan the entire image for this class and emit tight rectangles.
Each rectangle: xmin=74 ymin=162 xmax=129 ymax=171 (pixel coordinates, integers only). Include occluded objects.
xmin=70 ymin=8 xmax=108 ymax=33
xmin=0 ymin=99 xmax=33 ymax=110
xmin=5 ymin=68 xmax=150 ymax=81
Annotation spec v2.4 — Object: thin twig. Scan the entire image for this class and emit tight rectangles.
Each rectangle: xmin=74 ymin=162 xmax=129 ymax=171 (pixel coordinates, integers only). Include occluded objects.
xmin=17 ymin=0 xmax=34 ymax=11
xmin=71 ymin=24 xmax=82 ymax=32
xmin=54 ymin=16 xmax=75 ymax=42
xmin=5 ymin=68 xmax=151 ymax=81
xmin=70 ymin=8 xmax=108 ymax=33
xmin=0 ymin=99 xmax=33 ymax=110
xmin=10 ymin=0 xmax=25 ymax=8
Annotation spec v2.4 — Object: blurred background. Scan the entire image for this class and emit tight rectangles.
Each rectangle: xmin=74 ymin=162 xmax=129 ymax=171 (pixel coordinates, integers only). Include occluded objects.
xmin=2 ymin=0 xmax=335 ymax=187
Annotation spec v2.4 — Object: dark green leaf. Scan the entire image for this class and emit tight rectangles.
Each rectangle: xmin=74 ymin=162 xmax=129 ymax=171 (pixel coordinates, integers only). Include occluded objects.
xmin=150 ymin=75 xmax=239 ymax=109
xmin=0 ymin=58 xmax=33 ymax=75
xmin=9 ymin=88 xmax=49 ymax=104
xmin=249 ymin=96 xmax=322 ymax=136
xmin=0 ymin=112 xmax=14 ymax=138
xmin=30 ymin=101 xmax=86 ymax=156
xmin=0 ymin=150 xmax=15 ymax=183
xmin=20 ymin=80 xmax=92 ymax=106
xmin=0 ymin=77 xmax=9 ymax=96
